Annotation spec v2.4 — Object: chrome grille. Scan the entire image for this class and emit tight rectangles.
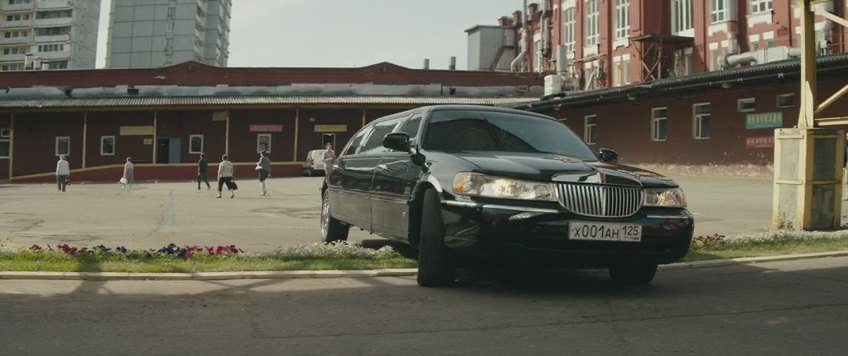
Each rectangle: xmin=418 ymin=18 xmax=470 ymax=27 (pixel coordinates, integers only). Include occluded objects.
xmin=556 ymin=184 xmax=643 ymax=218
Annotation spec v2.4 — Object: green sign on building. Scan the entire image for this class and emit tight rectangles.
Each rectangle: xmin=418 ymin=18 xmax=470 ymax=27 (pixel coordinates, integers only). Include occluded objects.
xmin=745 ymin=112 xmax=783 ymax=129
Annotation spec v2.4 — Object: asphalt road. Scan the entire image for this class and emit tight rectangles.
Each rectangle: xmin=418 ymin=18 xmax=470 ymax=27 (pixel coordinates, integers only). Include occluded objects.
xmin=0 ymin=174 xmax=843 ymax=252
xmin=1 ymin=256 xmax=847 ymax=355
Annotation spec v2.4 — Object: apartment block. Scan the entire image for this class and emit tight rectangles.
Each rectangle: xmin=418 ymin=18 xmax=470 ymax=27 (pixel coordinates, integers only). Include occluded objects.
xmin=0 ymin=0 xmax=101 ymax=71
xmin=106 ymin=0 xmax=231 ymax=68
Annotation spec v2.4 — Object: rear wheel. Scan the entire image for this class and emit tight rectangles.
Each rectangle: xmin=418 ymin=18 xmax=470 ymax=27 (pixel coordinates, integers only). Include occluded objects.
xmin=321 ymin=190 xmax=349 ymax=243
xmin=416 ymin=188 xmax=455 ymax=287
xmin=609 ymin=260 xmax=658 ymax=286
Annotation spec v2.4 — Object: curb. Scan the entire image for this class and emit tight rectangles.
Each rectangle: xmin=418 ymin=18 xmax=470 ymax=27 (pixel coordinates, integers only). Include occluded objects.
xmin=1 ymin=251 xmax=847 ymax=281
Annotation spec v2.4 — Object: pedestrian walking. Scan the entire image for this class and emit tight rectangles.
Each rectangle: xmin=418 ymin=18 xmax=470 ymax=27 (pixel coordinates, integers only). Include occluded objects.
xmin=323 ymin=142 xmax=336 ymax=176
xmin=197 ymin=153 xmax=211 ymax=190
xmin=256 ymin=150 xmax=271 ymax=196
xmin=55 ymin=155 xmax=70 ymax=192
xmin=217 ymin=154 xmax=235 ymax=199
xmin=121 ymin=157 xmax=134 ymax=190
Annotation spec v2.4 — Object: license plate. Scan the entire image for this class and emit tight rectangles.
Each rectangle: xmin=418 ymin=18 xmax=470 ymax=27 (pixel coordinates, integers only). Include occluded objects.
xmin=569 ymin=221 xmax=642 ymax=242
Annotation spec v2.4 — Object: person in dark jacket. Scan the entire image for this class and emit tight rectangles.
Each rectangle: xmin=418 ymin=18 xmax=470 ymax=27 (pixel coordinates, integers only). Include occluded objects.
xmin=257 ymin=150 xmax=271 ymax=196
xmin=197 ymin=153 xmax=210 ymax=190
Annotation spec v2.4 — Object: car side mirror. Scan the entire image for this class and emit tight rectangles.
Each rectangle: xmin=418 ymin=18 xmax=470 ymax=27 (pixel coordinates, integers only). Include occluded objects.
xmin=598 ymin=148 xmax=619 ymax=163
xmin=383 ymin=132 xmax=411 ymax=153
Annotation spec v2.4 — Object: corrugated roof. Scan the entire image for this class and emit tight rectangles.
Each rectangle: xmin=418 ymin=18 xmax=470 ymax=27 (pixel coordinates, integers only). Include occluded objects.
xmin=0 ymin=96 xmax=537 ymax=110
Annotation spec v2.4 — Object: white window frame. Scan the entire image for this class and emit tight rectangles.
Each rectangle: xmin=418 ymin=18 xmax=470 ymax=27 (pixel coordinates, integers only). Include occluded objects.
xmin=257 ymin=133 xmax=272 ymax=153
xmin=737 ymin=98 xmax=756 ymax=112
xmin=189 ymin=134 xmax=204 ymax=154
xmin=585 ymin=0 xmax=599 ymax=46
xmin=693 ymin=103 xmax=711 ymax=139
xmin=752 ymin=0 xmax=772 ymax=14
xmin=651 ymin=108 xmax=668 ymax=142
xmin=711 ymin=0 xmax=728 ymax=23
xmin=672 ymin=0 xmax=693 ymax=33
xmin=776 ymin=93 xmax=795 ymax=108
xmin=100 ymin=136 xmax=115 ymax=156
xmin=55 ymin=136 xmax=70 ymax=156
xmin=0 ymin=128 xmax=10 ymax=137
xmin=615 ymin=0 xmax=630 ymax=40
xmin=584 ymin=115 xmax=597 ymax=145
xmin=563 ymin=7 xmax=575 ymax=55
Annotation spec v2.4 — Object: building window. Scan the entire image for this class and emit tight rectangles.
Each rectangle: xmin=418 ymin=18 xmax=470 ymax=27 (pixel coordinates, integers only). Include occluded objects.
xmin=693 ymin=104 xmax=711 ymax=139
xmin=613 ymin=58 xmax=630 ymax=86
xmin=2 ymin=47 xmax=27 ymax=55
xmin=45 ymin=60 xmax=68 ymax=69
xmin=100 ymin=136 xmax=115 ymax=156
xmin=8 ymin=0 xmax=32 ymax=4
xmin=615 ymin=0 xmax=630 ymax=40
xmin=711 ymin=0 xmax=728 ymax=23
xmin=34 ymin=26 xmax=71 ymax=36
xmin=562 ymin=7 xmax=575 ymax=55
xmin=651 ymin=108 xmax=668 ymax=141
xmin=585 ymin=0 xmax=599 ymax=46
xmin=6 ymin=14 xmax=30 ymax=21
xmin=709 ymin=48 xmax=720 ymax=71
xmin=37 ymin=44 xmax=64 ymax=52
xmin=584 ymin=115 xmax=597 ymax=144
xmin=752 ymin=0 xmax=772 ymax=13
xmin=35 ymin=10 xmax=73 ymax=19
xmin=671 ymin=0 xmax=693 ymax=33
xmin=189 ymin=134 xmax=203 ymax=154
xmin=738 ymin=98 xmax=756 ymax=112
xmin=777 ymin=93 xmax=795 ymax=108
xmin=0 ymin=128 xmax=9 ymax=159
xmin=55 ymin=136 xmax=70 ymax=156
xmin=257 ymin=134 xmax=271 ymax=153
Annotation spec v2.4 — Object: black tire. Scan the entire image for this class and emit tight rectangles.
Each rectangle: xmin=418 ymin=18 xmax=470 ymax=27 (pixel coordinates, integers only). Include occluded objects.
xmin=416 ymin=188 xmax=456 ymax=287
xmin=609 ymin=260 xmax=658 ymax=286
xmin=321 ymin=189 xmax=349 ymax=243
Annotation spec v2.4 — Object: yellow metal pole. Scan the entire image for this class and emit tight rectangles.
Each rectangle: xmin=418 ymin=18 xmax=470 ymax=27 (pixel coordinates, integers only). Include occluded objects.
xmin=361 ymin=109 xmax=367 ymax=127
xmin=82 ymin=112 xmax=87 ymax=168
xmin=152 ymin=111 xmax=158 ymax=164
xmin=293 ymin=108 xmax=299 ymax=162
xmin=798 ymin=0 xmax=817 ymax=129
xmin=225 ymin=115 xmax=230 ymax=155
xmin=8 ymin=114 xmax=13 ymax=182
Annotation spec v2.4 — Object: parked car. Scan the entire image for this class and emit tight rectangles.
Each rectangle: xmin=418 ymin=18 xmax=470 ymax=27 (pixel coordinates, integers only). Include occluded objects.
xmin=303 ymin=149 xmax=327 ymax=176
xmin=320 ymin=105 xmax=693 ymax=287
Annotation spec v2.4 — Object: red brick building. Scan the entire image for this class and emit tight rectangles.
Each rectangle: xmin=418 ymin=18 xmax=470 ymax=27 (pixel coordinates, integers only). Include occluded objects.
xmin=0 ymin=62 xmax=541 ymax=183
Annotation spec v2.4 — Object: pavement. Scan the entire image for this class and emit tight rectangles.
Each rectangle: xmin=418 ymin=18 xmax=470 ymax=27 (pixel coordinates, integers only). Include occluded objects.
xmin=1 ymin=173 xmax=847 ymax=278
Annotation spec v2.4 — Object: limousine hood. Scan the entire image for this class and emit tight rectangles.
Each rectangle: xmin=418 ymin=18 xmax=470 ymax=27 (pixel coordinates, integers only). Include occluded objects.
xmin=447 ymin=152 xmax=678 ymax=188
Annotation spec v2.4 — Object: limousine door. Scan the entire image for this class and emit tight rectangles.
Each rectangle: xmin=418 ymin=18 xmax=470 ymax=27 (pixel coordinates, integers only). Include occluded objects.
xmin=370 ymin=115 xmax=423 ymax=241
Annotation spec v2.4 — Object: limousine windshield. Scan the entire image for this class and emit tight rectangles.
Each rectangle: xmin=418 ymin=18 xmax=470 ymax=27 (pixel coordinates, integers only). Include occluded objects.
xmin=423 ymin=109 xmax=597 ymax=160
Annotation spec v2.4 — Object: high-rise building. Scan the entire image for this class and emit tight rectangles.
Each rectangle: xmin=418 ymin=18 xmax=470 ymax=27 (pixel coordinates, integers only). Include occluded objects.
xmin=0 ymin=0 xmax=101 ymax=71
xmin=106 ymin=0 xmax=231 ymax=68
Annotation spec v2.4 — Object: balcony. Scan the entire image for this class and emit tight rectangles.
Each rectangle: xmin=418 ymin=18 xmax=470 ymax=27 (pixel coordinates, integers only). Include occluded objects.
xmin=0 ymin=3 xmax=35 ymax=12
xmin=0 ymin=53 xmax=26 ymax=62
xmin=34 ymin=34 xmax=69 ymax=43
xmin=0 ymin=19 xmax=33 ymax=29
xmin=34 ymin=17 xmax=72 ymax=27
xmin=0 ymin=37 xmax=31 ymax=45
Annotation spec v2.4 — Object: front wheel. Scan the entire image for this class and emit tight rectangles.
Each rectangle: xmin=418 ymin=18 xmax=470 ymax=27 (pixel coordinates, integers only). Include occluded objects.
xmin=416 ymin=188 xmax=456 ymax=287
xmin=320 ymin=190 xmax=349 ymax=243
xmin=609 ymin=260 xmax=658 ymax=286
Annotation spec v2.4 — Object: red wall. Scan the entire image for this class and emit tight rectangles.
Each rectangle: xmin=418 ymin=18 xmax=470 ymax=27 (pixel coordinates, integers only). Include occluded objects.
xmin=14 ymin=112 xmax=85 ymax=176
xmin=0 ymin=113 xmax=10 ymax=181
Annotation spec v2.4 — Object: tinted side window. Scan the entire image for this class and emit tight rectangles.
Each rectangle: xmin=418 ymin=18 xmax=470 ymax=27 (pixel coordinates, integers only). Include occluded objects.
xmin=341 ymin=127 xmax=370 ymax=156
xmin=397 ymin=115 xmax=422 ymax=141
xmin=359 ymin=118 xmax=401 ymax=155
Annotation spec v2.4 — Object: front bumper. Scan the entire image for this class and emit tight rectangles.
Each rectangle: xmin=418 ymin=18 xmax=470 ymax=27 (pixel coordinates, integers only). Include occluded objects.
xmin=441 ymin=200 xmax=694 ymax=267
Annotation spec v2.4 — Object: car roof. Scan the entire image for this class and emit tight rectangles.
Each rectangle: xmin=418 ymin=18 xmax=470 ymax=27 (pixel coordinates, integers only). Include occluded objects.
xmin=367 ymin=105 xmax=555 ymax=126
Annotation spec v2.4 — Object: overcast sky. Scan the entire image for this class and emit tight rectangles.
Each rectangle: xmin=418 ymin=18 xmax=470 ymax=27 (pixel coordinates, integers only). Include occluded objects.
xmin=96 ymin=0 xmax=524 ymax=70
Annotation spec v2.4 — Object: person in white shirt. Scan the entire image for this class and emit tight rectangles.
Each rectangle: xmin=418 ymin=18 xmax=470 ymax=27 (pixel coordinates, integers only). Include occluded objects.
xmin=216 ymin=154 xmax=235 ymax=198
xmin=121 ymin=157 xmax=135 ymax=191
xmin=55 ymin=155 xmax=70 ymax=192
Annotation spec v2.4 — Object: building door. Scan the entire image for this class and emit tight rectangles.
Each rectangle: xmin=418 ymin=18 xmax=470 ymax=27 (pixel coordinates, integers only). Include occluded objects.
xmin=322 ymin=133 xmax=336 ymax=149
xmin=157 ymin=137 xmax=182 ymax=163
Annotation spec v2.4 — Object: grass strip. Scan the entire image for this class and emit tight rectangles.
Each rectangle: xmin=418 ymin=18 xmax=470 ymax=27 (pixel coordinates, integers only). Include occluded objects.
xmin=685 ymin=233 xmax=848 ymax=261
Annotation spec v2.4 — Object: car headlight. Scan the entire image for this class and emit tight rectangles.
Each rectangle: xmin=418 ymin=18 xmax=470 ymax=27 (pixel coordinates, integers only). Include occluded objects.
xmin=453 ymin=173 xmax=556 ymax=201
xmin=643 ymin=187 xmax=687 ymax=207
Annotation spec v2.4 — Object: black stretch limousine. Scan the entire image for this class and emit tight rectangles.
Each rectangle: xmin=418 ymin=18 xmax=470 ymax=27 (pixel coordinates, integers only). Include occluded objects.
xmin=320 ymin=105 xmax=694 ymax=287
